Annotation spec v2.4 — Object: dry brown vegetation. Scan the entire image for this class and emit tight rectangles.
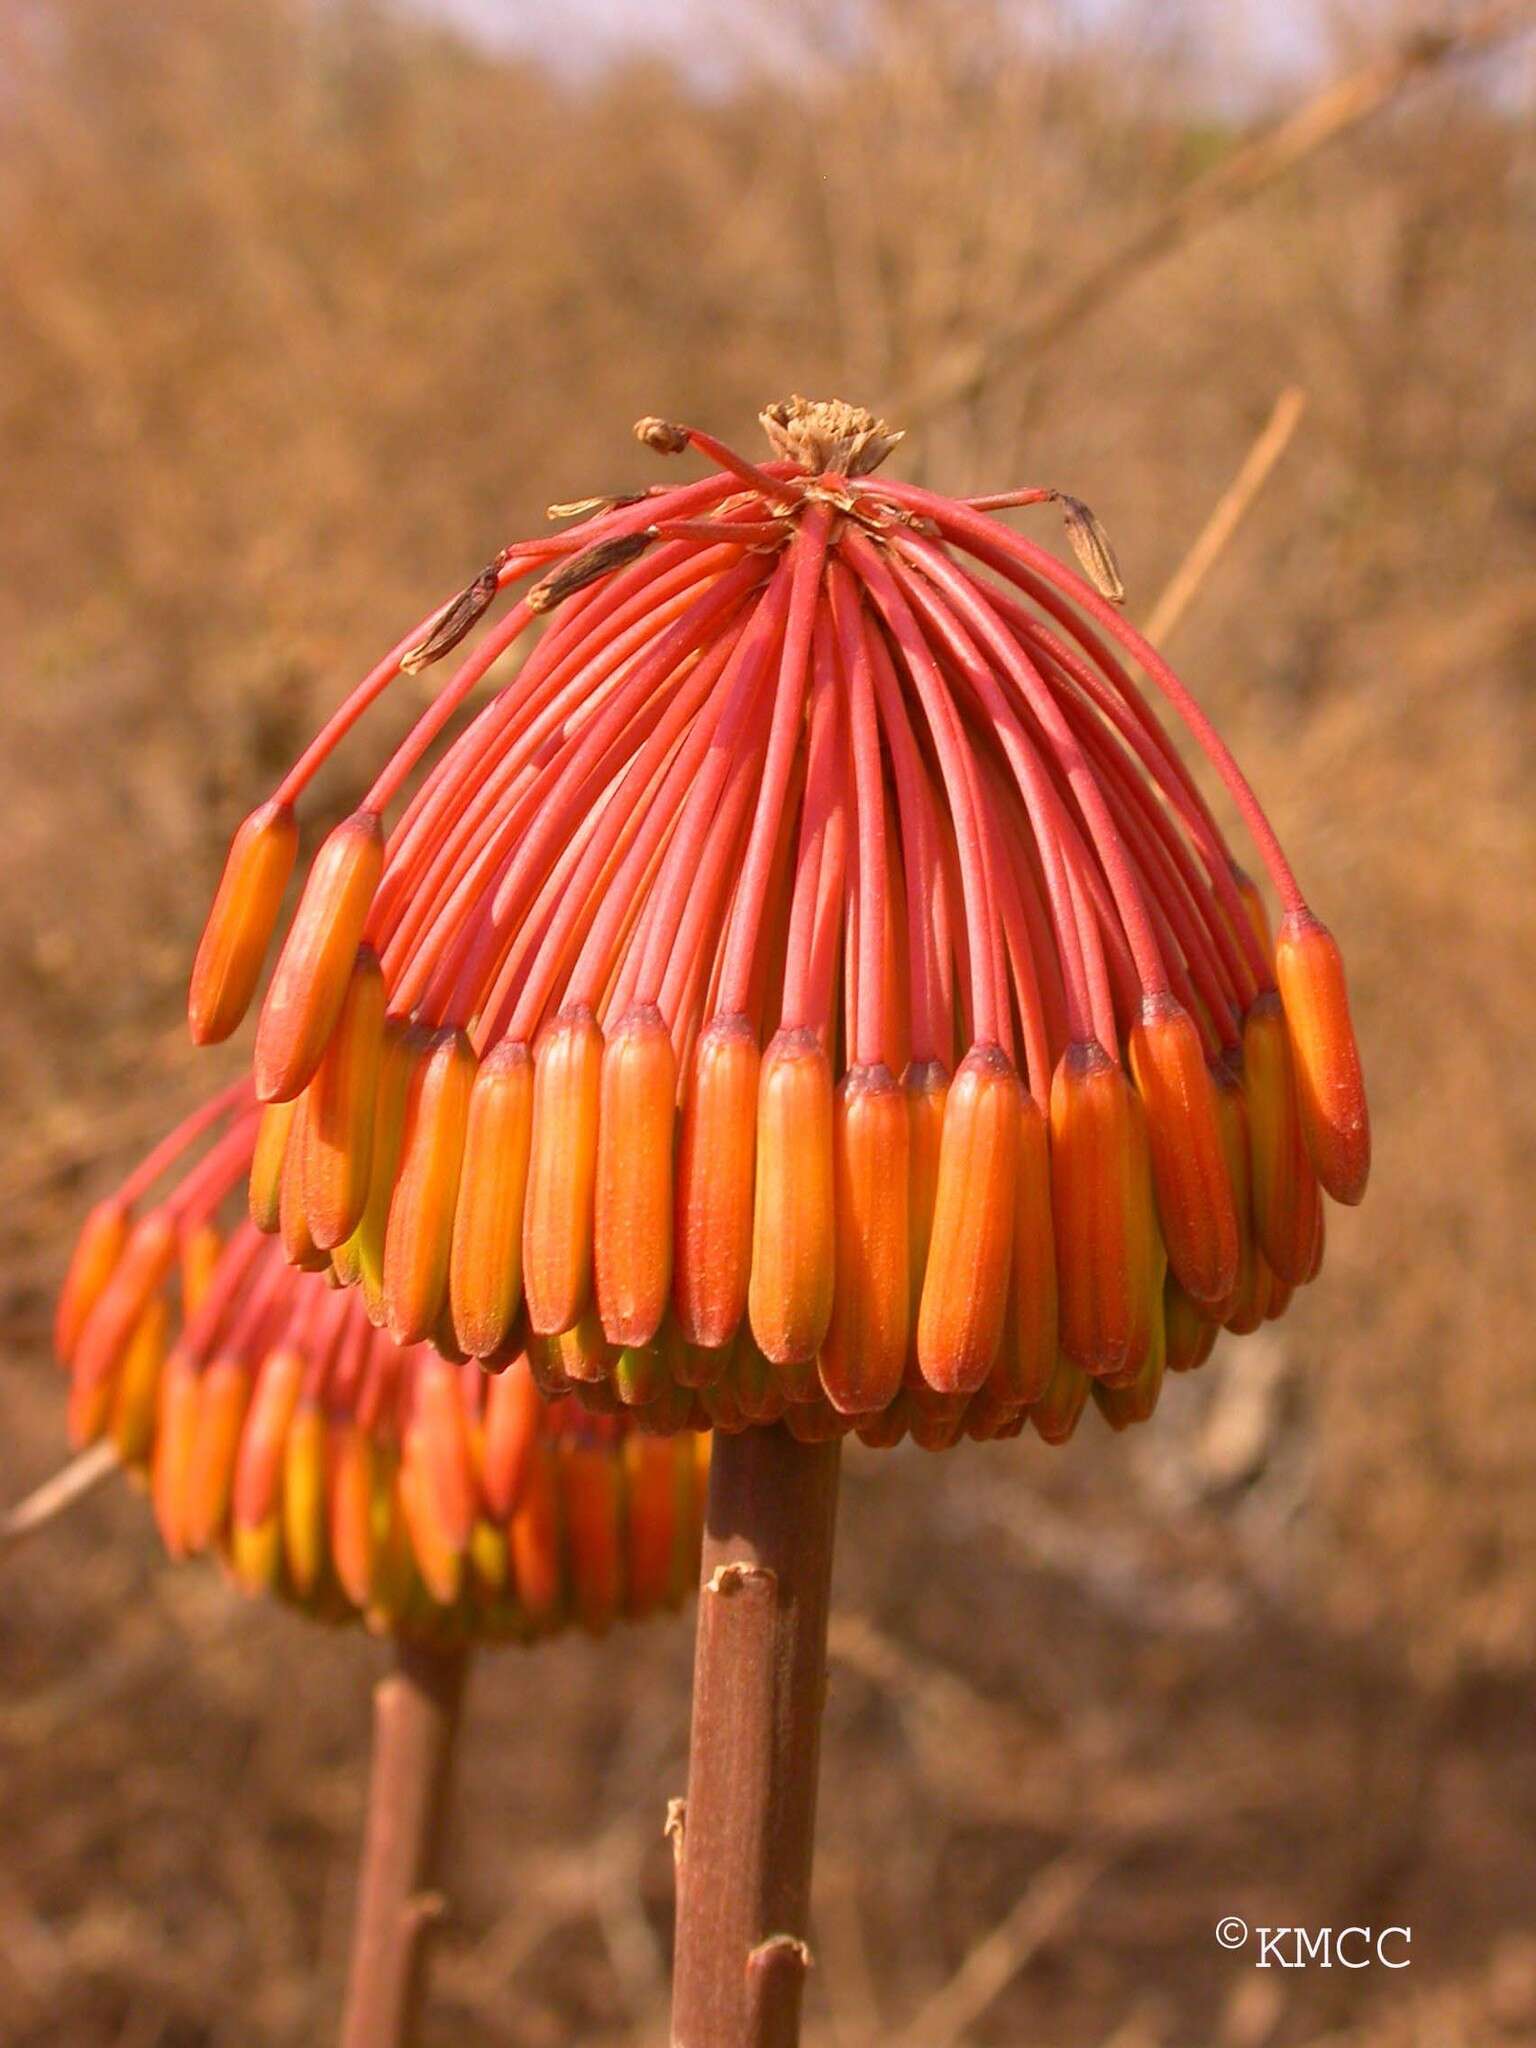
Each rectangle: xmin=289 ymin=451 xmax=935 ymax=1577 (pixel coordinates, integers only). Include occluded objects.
xmin=3 ymin=1 xmax=1535 ymax=2042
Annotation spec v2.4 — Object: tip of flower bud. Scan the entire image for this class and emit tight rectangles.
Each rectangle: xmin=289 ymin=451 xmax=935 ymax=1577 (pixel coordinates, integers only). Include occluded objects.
xmin=254 ymin=811 xmax=384 ymax=1104
xmin=188 ymin=801 xmax=299 ymax=1046
xmin=634 ymin=416 xmax=690 ymax=455
xmin=1275 ymin=912 xmax=1370 ymax=1205
xmin=55 ymin=1195 xmax=130 ymax=1366
xmin=305 ymin=946 xmax=386 ymax=1251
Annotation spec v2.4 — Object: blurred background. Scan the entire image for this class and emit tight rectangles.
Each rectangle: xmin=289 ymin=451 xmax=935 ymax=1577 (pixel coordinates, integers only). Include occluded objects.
xmin=2 ymin=0 xmax=1534 ymax=2042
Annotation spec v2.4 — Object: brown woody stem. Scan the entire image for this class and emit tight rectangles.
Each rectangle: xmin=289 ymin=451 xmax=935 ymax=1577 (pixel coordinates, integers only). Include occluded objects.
xmin=339 ymin=1637 xmax=471 ymax=2048
xmin=672 ymin=1423 xmax=843 ymax=2048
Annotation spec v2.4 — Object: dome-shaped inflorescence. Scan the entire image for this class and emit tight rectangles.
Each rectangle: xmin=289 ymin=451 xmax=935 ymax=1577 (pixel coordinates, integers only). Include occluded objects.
xmin=185 ymin=398 xmax=1368 ymax=1452
xmin=55 ymin=1086 xmax=705 ymax=1641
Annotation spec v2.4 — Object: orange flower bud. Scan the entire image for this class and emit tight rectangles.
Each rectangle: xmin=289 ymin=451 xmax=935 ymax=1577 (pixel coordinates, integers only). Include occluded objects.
xmin=1211 ymin=1062 xmax=1262 ymax=1334
xmin=109 ymin=1295 xmax=170 ymax=1467
xmin=151 ymin=1351 xmax=199 ymax=1559
xmin=304 ymin=945 xmax=386 ymax=1250
xmin=353 ymin=1020 xmax=423 ymax=1322
xmin=282 ymin=1402 xmax=328 ymax=1598
xmin=189 ymin=799 xmax=298 ymax=1046
xmin=1092 ymin=1300 xmax=1166 ymax=1430
xmin=1275 ymin=911 xmax=1370 ymax=1205
xmin=180 ymin=1222 xmax=223 ymax=1317
xmin=749 ymin=1029 xmax=835 ymax=1366
xmin=449 ymin=1039 xmax=534 ymax=1358
xmin=232 ymin=1346 xmax=304 ymax=1534
xmin=1049 ymin=1041 xmax=1156 ymax=1380
xmin=249 ymin=1097 xmax=298 ymax=1235
xmin=55 ymin=1196 xmax=129 ymax=1366
xmin=675 ymin=1013 xmax=759 ymax=1348
xmin=383 ymin=1028 xmax=476 ymax=1345
xmin=1031 ymin=1353 xmax=1090 ymax=1445
xmin=623 ymin=1434 xmax=682 ymax=1618
xmin=530 ymin=1306 xmax=614 ymax=1388
xmin=904 ymin=1060 xmax=949 ymax=1324
xmin=328 ymin=1421 xmax=376 ymax=1608
xmin=594 ymin=1004 xmax=677 ymax=1348
xmin=562 ymin=1442 xmax=623 ymax=1633
xmin=399 ymin=1441 xmax=463 ymax=1605
xmin=254 ymin=810 xmax=384 ymax=1104
xmin=1242 ymin=995 xmax=1321 ymax=1287
xmin=231 ymin=1516 xmax=281 ymax=1596
xmin=1164 ymin=1276 xmax=1218 ymax=1373
xmin=1128 ymin=997 xmax=1239 ymax=1310
xmin=731 ymin=1328 xmax=789 ymax=1425
xmin=821 ymin=1064 xmax=909 ymax=1415
xmin=183 ymin=1357 xmax=250 ymax=1554
xmin=414 ymin=1354 xmax=477 ymax=1557
xmin=279 ymin=1093 xmax=331 ymax=1272
xmin=523 ymin=1005 xmax=603 ymax=1336
xmin=991 ymin=1094 xmax=1058 ymax=1408
xmin=917 ymin=1046 xmax=1021 ymax=1394
xmin=73 ymin=1210 xmax=177 ymax=1401
xmin=510 ymin=1442 xmax=563 ymax=1628
xmin=480 ymin=1355 xmax=543 ymax=1520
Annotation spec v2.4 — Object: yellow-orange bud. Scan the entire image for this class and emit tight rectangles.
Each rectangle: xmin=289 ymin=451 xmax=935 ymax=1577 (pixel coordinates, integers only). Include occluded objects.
xmin=414 ymin=1354 xmax=476 ymax=1557
xmin=749 ymin=1028 xmax=835 ymax=1366
xmin=917 ymin=1045 xmax=1020 ymax=1394
xmin=1092 ymin=1295 xmax=1167 ymax=1430
xmin=180 ymin=1222 xmax=223 ymax=1317
xmin=1275 ymin=911 xmax=1370 ymax=1205
xmin=992 ymin=1094 xmax=1058 ymax=1408
xmin=449 ymin=1039 xmax=534 ymax=1358
xmin=383 ymin=1028 xmax=476 ymax=1345
xmin=1242 ymin=994 xmax=1321 ymax=1287
xmin=254 ymin=810 xmax=384 ymax=1103
xmin=73 ymin=1211 xmax=177 ymax=1400
xmin=1031 ymin=1353 xmax=1090 ymax=1445
xmin=523 ymin=1005 xmax=603 ymax=1336
xmin=820 ymin=1064 xmax=909 ymax=1414
xmin=232 ymin=1346 xmax=304 ymax=1533
xmin=182 ymin=1357 xmax=250 ymax=1554
xmin=305 ymin=945 xmax=386 ymax=1250
xmin=151 ymin=1352 xmax=199 ymax=1560
xmin=55 ymin=1196 xmax=129 ymax=1366
xmin=623 ymin=1435 xmax=682 ymax=1618
xmin=189 ymin=799 xmax=298 ymax=1045
xmin=328 ymin=1421 xmax=376 ymax=1607
xmin=594 ymin=1004 xmax=677 ymax=1348
xmin=481 ymin=1356 xmax=543 ymax=1519
xmin=674 ymin=1013 xmax=759 ymax=1348
xmin=282 ymin=1402 xmax=328 ymax=1597
xmin=1128 ymin=996 xmax=1239 ymax=1310
xmin=562 ymin=1443 xmax=623 ymax=1633
xmin=278 ymin=1092 xmax=330 ymax=1272
xmin=249 ymin=1097 xmax=297 ymax=1235
xmin=1164 ymin=1276 xmax=1219 ymax=1373
xmin=904 ymin=1059 xmax=949 ymax=1324
xmin=510 ymin=1444 xmax=563 ymax=1627
xmin=353 ymin=1020 xmax=423 ymax=1323
xmin=1049 ymin=1040 xmax=1157 ymax=1380
xmin=109 ymin=1295 xmax=170 ymax=1467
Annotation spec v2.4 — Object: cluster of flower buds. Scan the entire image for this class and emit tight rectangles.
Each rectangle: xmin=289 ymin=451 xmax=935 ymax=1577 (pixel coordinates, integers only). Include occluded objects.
xmin=185 ymin=397 xmax=1368 ymax=1451
xmin=55 ymin=1088 xmax=706 ymax=1642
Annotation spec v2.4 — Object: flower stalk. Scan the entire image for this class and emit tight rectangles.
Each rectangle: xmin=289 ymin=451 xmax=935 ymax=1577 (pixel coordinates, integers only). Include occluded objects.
xmin=341 ymin=1637 xmax=471 ymax=2048
xmin=672 ymin=1424 xmax=842 ymax=2048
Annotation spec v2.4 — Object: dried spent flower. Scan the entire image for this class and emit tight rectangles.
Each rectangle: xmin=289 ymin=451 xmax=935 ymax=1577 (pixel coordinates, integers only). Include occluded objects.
xmin=56 ymin=1088 xmax=706 ymax=1643
xmin=186 ymin=400 xmax=1368 ymax=1450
